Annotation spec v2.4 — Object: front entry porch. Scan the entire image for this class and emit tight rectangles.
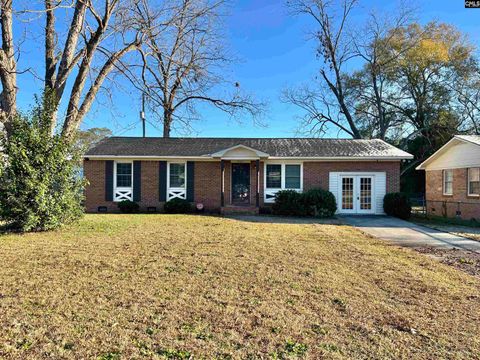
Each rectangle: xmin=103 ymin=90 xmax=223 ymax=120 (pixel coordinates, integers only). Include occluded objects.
xmin=220 ymin=159 xmax=261 ymax=215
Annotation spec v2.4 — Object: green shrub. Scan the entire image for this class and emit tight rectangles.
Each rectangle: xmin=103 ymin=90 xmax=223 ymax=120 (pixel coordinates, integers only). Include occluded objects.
xmin=384 ymin=192 xmax=412 ymax=220
xmin=117 ymin=200 xmax=139 ymax=213
xmin=271 ymin=188 xmax=336 ymax=218
xmin=0 ymin=111 xmax=85 ymax=232
xmin=164 ymin=198 xmax=192 ymax=214
xmin=271 ymin=190 xmax=305 ymax=216
xmin=302 ymin=188 xmax=337 ymax=217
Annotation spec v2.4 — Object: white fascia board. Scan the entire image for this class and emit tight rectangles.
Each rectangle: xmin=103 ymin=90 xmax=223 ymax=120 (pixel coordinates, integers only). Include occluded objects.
xmin=267 ymin=156 xmax=413 ymax=161
xmin=84 ymin=155 xmax=215 ymax=161
xmin=85 ymin=155 xmax=412 ymax=161
xmin=416 ymin=137 xmax=460 ymax=170
xmin=210 ymin=144 xmax=270 ymax=158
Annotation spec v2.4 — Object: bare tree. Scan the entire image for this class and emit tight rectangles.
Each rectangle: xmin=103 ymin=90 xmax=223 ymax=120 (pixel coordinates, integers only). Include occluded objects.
xmin=348 ymin=4 xmax=416 ymax=139
xmin=124 ymin=0 xmax=263 ymax=137
xmin=287 ymin=0 xmax=362 ymax=138
xmin=452 ymin=62 xmax=480 ymax=135
xmin=0 ymin=0 xmax=143 ymax=142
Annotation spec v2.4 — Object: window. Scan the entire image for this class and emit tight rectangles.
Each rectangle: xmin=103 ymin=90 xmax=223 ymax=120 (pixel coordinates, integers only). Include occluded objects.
xmin=468 ymin=168 xmax=480 ymax=196
xmin=116 ymin=162 xmax=132 ymax=187
xmin=169 ymin=163 xmax=186 ymax=188
xmin=285 ymin=165 xmax=301 ymax=189
xmin=266 ymin=164 xmax=282 ymax=188
xmin=443 ymin=169 xmax=453 ymax=195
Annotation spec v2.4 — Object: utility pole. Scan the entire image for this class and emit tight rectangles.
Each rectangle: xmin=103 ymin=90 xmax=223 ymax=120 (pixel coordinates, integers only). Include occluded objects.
xmin=140 ymin=93 xmax=146 ymax=137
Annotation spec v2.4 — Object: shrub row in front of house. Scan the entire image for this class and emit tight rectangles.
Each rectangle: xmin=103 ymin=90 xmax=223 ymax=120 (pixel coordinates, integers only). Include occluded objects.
xmin=118 ymin=198 xmax=193 ymax=214
xmin=272 ymin=188 xmax=337 ymax=218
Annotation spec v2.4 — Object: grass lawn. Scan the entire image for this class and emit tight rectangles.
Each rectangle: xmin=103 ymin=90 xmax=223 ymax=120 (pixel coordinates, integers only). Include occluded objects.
xmin=1 ymin=215 xmax=479 ymax=359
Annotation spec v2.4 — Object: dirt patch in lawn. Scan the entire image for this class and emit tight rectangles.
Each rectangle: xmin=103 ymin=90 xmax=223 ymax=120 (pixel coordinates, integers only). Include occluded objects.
xmin=0 ymin=214 xmax=479 ymax=359
xmin=416 ymin=247 xmax=480 ymax=277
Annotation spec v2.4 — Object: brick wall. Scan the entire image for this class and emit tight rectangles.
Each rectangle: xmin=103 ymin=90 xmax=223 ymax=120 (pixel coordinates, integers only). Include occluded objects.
xmin=426 ymin=168 xmax=480 ymax=220
xmin=303 ymin=161 xmax=400 ymax=193
xmin=84 ymin=159 xmax=399 ymax=213
xmin=84 ymin=160 xmax=161 ymax=212
xmin=84 ymin=160 xmax=113 ymax=212
xmin=194 ymin=162 xmax=222 ymax=210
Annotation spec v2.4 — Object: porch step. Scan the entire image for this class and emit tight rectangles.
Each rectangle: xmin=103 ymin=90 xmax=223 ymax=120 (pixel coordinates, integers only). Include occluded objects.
xmin=221 ymin=206 xmax=259 ymax=215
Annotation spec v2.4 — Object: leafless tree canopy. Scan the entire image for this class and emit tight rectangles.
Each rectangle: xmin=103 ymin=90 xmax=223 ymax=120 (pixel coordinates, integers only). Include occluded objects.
xmin=123 ymin=0 xmax=264 ymax=137
xmin=286 ymin=0 xmax=479 ymax=147
xmin=286 ymin=0 xmax=362 ymax=138
xmin=0 ymin=0 xmax=263 ymax=140
xmin=0 ymin=0 xmax=143 ymax=142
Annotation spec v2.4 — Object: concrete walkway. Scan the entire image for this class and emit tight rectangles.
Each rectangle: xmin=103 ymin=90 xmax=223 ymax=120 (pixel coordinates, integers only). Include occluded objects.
xmin=342 ymin=216 xmax=480 ymax=253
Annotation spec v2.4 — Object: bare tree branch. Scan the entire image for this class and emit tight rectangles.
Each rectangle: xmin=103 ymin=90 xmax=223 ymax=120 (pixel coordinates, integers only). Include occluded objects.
xmin=130 ymin=0 xmax=264 ymax=137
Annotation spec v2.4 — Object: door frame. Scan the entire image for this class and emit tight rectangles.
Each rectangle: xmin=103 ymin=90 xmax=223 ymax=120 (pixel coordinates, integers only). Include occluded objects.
xmin=356 ymin=175 xmax=375 ymax=214
xmin=337 ymin=173 xmax=376 ymax=214
xmin=339 ymin=175 xmax=357 ymax=214
xmin=231 ymin=162 xmax=251 ymax=205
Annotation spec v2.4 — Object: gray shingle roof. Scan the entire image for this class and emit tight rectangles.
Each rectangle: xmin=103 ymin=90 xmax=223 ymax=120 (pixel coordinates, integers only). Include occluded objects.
xmin=85 ymin=137 xmax=413 ymax=159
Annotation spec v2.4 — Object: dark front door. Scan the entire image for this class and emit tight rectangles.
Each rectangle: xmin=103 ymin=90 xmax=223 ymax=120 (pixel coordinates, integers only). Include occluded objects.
xmin=231 ymin=163 xmax=250 ymax=205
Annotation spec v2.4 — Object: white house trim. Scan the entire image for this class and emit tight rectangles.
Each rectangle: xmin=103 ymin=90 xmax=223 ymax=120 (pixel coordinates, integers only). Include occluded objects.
xmin=210 ymin=144 xmax=270 ymax=159
xmin=417 ymin=136 xmax=480 ymax=170
xmin=113 ymin=160 xmax=133 ymax=202
xmin=85 ymin=155 xmax=412 ymax=161
xmin=167 ymin=161 xmax=187 ymax=201
xmin=329 ymin=171 xmax=386 ymax=215
xmin=263 ymin=162 xmax=303 ymax=203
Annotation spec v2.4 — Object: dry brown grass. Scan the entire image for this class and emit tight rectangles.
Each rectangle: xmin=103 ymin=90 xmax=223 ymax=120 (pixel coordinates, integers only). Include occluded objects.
xmin=0 ymin=214 xmax=479 ymax=359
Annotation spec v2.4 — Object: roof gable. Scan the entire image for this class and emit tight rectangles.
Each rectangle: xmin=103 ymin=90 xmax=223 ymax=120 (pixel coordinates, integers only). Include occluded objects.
xmin=210 ymin=144 xmax=269 ymax=159
xmin=416 ymin=135 xmax=480 ymax=170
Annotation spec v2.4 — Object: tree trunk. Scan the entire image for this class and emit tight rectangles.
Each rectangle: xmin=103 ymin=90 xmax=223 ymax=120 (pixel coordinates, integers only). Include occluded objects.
xmin=0 ymin=0 xmax=16 ymax=136
xmin=163 ymin=110 xmax=172 ymax=138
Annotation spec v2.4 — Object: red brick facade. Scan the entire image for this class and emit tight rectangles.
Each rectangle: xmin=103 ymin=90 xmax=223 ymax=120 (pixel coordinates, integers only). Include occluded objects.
xmin=84 ymin=159 xmax=400 ymax=213
xmin=303 ymin=161 xmax=400 ymax=193
xmin=425 ymin=169 xmax=480 ymax=220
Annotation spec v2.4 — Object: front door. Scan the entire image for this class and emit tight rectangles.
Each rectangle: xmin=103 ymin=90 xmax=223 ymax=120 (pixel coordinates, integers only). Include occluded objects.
xmin=339 ymin=175 xmax=375 ymax=214
xmin=231 ymin=163 xmax=250 ymax=205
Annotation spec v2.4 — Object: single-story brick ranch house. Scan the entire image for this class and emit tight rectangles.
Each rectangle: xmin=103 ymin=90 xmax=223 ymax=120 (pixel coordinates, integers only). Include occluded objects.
xmin=417 ymin=135 xmax=480 ymax=221
xmin=84 ymin=137 xmax=413 ymax=215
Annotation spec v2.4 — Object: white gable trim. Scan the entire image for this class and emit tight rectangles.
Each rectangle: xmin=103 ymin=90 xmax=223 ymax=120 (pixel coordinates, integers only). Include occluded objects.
xmin=210 ymin=144 xmax=270 ymax=159
xmin=416 ymin=136 xmax=480 ymax=170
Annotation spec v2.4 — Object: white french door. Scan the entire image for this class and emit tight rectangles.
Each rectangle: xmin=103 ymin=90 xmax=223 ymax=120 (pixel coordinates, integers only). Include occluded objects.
xmin=339 ymin=175 xmax=375 ymax=214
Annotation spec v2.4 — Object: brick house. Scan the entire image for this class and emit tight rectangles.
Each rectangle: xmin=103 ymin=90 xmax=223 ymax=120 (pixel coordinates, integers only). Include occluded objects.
xmin=417 ymin=135 xmax=480 ymax=221
xmin=84 ymin=137 xmax=412 ymax=215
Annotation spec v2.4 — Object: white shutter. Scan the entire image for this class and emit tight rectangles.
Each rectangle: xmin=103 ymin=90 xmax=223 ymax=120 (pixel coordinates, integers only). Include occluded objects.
xmin=329 ymin=172 xmax=340 ymax=214
xmin=374 ymin=172 xmax=386 ymax=214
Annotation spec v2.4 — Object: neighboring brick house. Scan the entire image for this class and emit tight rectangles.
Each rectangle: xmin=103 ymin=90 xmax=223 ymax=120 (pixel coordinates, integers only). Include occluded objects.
xmin=84 ymin=137 xmax=412 ymax=215
xmin=417 ymin=135 xmax=480 ymax=221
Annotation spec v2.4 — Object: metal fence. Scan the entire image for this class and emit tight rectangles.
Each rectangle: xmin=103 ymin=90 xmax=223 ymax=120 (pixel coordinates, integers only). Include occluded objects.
xmin=410 ymin=194 xmax=427 ymax=217
xmin=410 ymin=194 xmax=479 ymax=221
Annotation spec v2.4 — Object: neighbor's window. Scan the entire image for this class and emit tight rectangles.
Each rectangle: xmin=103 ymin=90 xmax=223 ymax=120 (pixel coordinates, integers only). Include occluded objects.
xmin=468 ymin=168 xmax=480 ymax=196
xmin=116 ymin=162 xmax=132 ymax=187
xmin=169 ymin=163 xmax=186 ymax=188
xmin=285 ymin=165 xmax=301 ymax=189
xmin=443 ymin=169 xmax=453 ymax=195
xmin=266 ymin=164 xmax=282 ymax=188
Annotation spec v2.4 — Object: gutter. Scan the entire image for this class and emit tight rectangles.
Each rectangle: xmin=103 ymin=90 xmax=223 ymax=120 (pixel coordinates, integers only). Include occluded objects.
xmin=84 ymin=155 xmax=413 ymax=161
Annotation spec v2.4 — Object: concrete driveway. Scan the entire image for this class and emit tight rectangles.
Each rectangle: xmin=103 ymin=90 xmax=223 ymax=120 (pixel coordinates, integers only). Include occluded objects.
xmin=342 ymin=216 xmax=480 ymax=253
